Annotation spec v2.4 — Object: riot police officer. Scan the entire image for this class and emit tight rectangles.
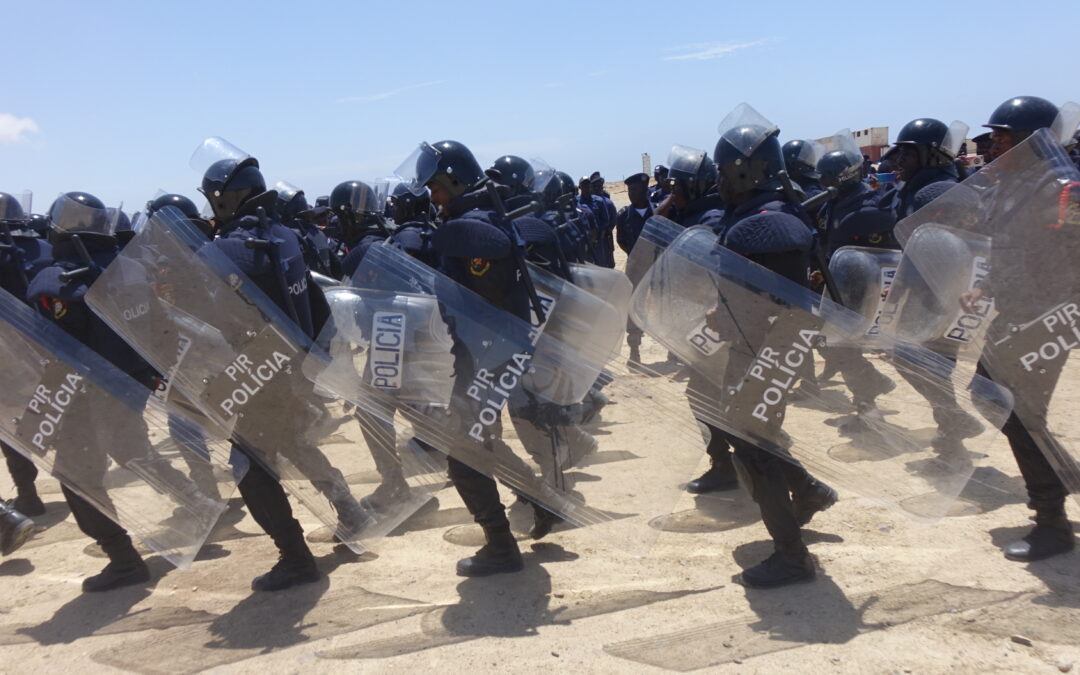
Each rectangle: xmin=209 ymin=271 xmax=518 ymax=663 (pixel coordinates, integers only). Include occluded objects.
xmin=145 ymin=193 xmax=213 ymax=238
xmin=964 ymin=96 xmax=1078 ymax=562
xmin=984 ymin=95 xmax=1072 ymax=161
xmin=488 ymin=155 xmax=536 ymax=204
xmin=782 ymin=140 xmax=824 ymax=199
xmin=197 ymin=153 xmax=340 ymax=591
xmin=108 ymin=208 xmax=133 ymax=248
xmin=707 ymin=109 xmax=837 ymax=587
xmin=649 ymin=165 xmax=669 ymax=207
xmin=783 ymin=139 xmax=825 ymax=223
xmin=329 ymin=180 xmax=389 ymax=279
xmin=878 ymin=118 xmax=964 ymax=219
xmin=274 ymin=182 xmax=335 ymax=277
xmin=810 ymin=142 xmax=901 ymax=428
xmin=399 ymin=139 xmax=535 ymax=576
xmin=0 ymin=192 xmax=48 ymax=516
xmin=660 ymin=145 xmax=736 ymax=493
xmin=875 ymin=120 xmax=987 ymax=447
xmin=27 ymin=192 xmax=154 ymax=591
xmin=387 ymin=183 xmax=438 ymax=268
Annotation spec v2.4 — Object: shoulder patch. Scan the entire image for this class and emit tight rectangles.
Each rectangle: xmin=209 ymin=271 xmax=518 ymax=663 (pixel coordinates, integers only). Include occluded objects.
xmin=468 ymin=257 xmax=491 ymax=277
xmin=41 ymin=296 xmax=67 ymax=319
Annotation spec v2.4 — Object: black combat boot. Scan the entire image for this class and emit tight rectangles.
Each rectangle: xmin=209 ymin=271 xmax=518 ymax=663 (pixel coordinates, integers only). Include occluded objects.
xmin=1004 ymin=509 xmax=1075 ymax=562
xmin=529 ymin=503 xmax=564 ymax=540
xmin=360 ymin=473 xmax=411 ymax=514
xmin=0 ymin=502 xmax=34 ymax=556
xmin=83 ymin=540 xmax=150 ymax=592
xmin=9 ymin=488 xmax=45 ymax=517
xmin=456 ymin=526 xmax=523 ymax=577
xmin=792 ymin=481 xmax=838 ymax=526
xmin=741 ymin=549 xmax=816 ymax=588
xmin=687 ymin=450 xmax=740 ymax=494
xmin=252 ymin=537 xmax=320 ymax=592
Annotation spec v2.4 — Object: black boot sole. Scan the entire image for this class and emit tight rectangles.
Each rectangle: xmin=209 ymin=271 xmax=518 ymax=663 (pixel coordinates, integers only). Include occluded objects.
xmin=741 ymin=568 xmax=816 ymax=588
xmin=251 ymin=568 xmax=320 ymax=592
xmin=456 ymin=557 xmax=524 ymax=577
xmin=82 ymin=566 xmax=151 ymax=593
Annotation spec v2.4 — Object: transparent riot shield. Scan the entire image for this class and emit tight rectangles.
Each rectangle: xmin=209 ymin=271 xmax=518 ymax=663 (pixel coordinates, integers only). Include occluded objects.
xmin=308 ymin=241 xmax=709 ymax=555
xmin=631 ymin=225 xmax=1014 ymax=520
xmin=893 ymin=128 xmax=1080 ymax=499
xmin=568 ymin=263 xmax=633 ymax=328
xmin=877 ymin=225 xmax=994 ymax=351
xmin=85 ymin=208 xmax=443 ymax=553
xmin=826 ymin=246 xmax=903 ymax=341
xmin=0 ymin=289 xmax=238 ymax=569
xmin=624 ymin=215 xmax=684 ymax=288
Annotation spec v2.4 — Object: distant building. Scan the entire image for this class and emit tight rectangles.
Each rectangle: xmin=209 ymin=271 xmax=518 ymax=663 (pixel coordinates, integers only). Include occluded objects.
xmin=813 ymin=126 xmax=890 ymax=162
xmin=851 ymin=127 xmax=889 ymax=161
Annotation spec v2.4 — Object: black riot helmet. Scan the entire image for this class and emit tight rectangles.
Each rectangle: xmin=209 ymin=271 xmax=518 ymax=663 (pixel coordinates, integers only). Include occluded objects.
xmin=667 ymin=144 xmax=717 ymax=202
xmin=199 ymin=156 xmax=266 ymax=225
xmin=108 ymin=208 xmax=131 ymax=233
xmin=554 ymin=171 xmax=577 ymax=200
xmin=817 ymin=150 xmax=863 ymax=190
xmin=397 ymin=140 xmax=485 ymax=200
xmin=330 ymin=180 xmax=381 ymax=219
xmin=782 ymin=139 xmax=822 ymax=181
xmin=330 ymin=180 xmax=385 ymax=241
xmin=713 ymin=103 xmax=786 ymax=206
xmin=985 ymin=96 xmax=1060 ymax=143
xmin=487 ymin=155 xmax=535 ymax=196
xmin=147 ymin=193 xmax=201 ymax=220
xmin=889 ymin=118 xmax=961 ymax=168
xmin=533 ymin=169 xmax=563 ymax=209
xmin=713 ymin=126 xmax=785 ymax=202
xmin=0 ymin=192 xmax=27 ymax=222
xmin=274 ymin=181 xmax=310 ymax=222
xmin=108 ymin=208 xmax=134 ymax=246
xmin=816 ymin=130 xmax=865 ymax=191
xmin=27 ymin=213 xmax=48 ymax=236
xmin=146 ymin=193 xmax=212 ymax=238
xmin=391 ymin=182 xmax=431 ymax=223
xmin=48 ymin=192 xmax=112 ymax=238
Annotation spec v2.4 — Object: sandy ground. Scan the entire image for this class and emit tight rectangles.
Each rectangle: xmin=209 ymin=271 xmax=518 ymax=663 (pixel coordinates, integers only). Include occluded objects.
xmin=1 ymin=186 xmax=1078 ymax=674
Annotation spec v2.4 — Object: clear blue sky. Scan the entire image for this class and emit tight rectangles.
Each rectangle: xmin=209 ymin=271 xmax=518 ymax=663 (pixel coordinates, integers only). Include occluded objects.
xmin=2 ymin=0 xmax=1077 ymax=213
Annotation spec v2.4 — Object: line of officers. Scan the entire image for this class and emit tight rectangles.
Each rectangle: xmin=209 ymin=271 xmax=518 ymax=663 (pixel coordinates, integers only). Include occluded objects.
xmin=0 ymin=94 xmax=1075 ymax=596
xmin=0 ymin=141 xmax=653 ymax=592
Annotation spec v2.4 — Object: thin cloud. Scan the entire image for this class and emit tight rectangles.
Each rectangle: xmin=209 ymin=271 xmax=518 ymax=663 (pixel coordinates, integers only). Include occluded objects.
xmin=337 ymin=80 xmax=444 ymax=103
xmin=662 ymin=38 xmax=774 ymax=62
xmin=0 ymin=113 xmax=39 ymax=144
